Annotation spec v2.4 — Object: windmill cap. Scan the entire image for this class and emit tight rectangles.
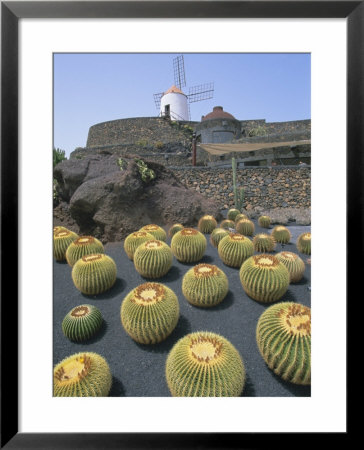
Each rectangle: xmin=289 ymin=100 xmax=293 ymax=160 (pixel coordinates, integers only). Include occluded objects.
xmin=201 ymin=106 xmax=236 ymax=121
xmin=163 ymin=85 xmax=186 ymax=96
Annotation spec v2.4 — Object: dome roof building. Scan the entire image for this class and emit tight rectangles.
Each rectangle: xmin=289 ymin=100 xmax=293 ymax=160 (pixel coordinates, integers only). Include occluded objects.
xmin=196 ymin=106 xmax=242 ymax=144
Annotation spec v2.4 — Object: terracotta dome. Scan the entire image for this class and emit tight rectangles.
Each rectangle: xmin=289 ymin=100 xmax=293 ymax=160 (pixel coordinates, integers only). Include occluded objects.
xmin=201 ymin=106 xmax=235 ymax=121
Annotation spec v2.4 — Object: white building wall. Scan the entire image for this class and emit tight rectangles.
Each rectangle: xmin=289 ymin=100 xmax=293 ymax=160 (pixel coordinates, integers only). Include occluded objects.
xmin=160 ymin=92 xmax=189 ymax=121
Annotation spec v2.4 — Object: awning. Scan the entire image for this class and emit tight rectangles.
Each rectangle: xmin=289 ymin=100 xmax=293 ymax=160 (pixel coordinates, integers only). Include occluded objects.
xmin=198 ymin=140 xmax=311 ymax=155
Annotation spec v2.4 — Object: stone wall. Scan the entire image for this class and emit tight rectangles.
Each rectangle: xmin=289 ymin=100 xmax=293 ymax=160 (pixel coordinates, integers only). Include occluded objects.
xmin=171 ymin=167 xmax=311 ymax=209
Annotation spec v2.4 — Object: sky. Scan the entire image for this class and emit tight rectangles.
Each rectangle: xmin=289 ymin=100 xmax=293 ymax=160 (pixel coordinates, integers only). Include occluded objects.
xmin=54 ymin=53 xmax=310 ymax=157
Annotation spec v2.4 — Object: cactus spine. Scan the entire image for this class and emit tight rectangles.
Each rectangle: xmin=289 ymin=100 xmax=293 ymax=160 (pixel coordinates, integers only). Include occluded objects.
xmin=124 ymin=231 xmax=155 ymax=260
xmin=235 ymin=218 xmax=255 ymax=236
xmin=218 ymin=233 xmax=254 ymax=268
xmin=139 ymin=224 xmax=167 ymax=242
xmin=66 ymin=236 xmax=105 ymax=267
xmin=296 ymin=232 xmax=311 ymax=255
xmin=239 ymin=254 xmax=290 ymax=302
xmin=253 ymin=233 xmax=276 ymax=253
xmin=235 ymin=213 xmax=248 ymax=224
xmin=198 ymin=215 xmax=217 ymax=234
xmin=210 ymin=228 xmax=229 ymax=248
xmin=256 ymin=302 xmax=311 ymax=385
xmin=182 ymin=264 xmax=229 ymax=307
xmin=62 ymin=304 xmax=103 ymax=342
xmin=171 ymin=228 xmax=207 ymax=263
xmin=276 ymin=251 xmax=305 ymax=283
xmin=53 ymin=352 xmax=112 ymax=397
xmin=165 ymin=331 xmax=245 ymax=397
xmin=133 ymin=240 xmax=173 ymax=278
xmin=53 ymin=229 xmax=79 ymax=261
xmin=258 ymin=215 xmax=271 ymax=228
xmin=168 ymin=223 xmax=184 ymax=238
xmin=121 ymin=282 xmax=179 ymax=344
xmin=72 ymin=253 xmax=117 ymax=295
xmin=271 ymin=226 xmax=292 ymax=244
xmin=220 ymin=219 xmax=235 ymax=230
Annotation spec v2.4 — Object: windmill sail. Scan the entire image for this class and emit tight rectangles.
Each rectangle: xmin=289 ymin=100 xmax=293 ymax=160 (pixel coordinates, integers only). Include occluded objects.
xmin=188 ymin=83 xmax=214 ymax=103
xmin=173 ymin=55 xmax=186 ymax=90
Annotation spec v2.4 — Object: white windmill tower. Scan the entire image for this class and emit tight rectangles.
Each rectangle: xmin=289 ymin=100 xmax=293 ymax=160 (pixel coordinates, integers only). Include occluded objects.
xmin=153 ymin=55 xmax=214 ymax=121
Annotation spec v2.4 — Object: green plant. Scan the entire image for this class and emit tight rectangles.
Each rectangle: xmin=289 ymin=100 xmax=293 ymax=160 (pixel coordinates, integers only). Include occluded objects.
xmin=256 ymin=302 xmax=311 ymax=385
xmin=168 ymin=223 xmax=184 ymax=238
xmin=134 ymin=158 xmax=156 ymax=183
xmin=124 ymin=231 xmax=155 ymax=260
xmin=231 ymin=157 xmax=245 ymax=211
xmin=296 ymin=232 xmax=311 ymax=255
xmin=276 ymin=251 xmax=305 ymax=283
xmin=248 ymin=126 xmax=267 ymax=137
xmin=252 ymin=233 xmax=276 ymax=253
xmin=235 ymin=218 xmax=255 ymax=236
xmin=271 ymin=225 xmax=292 ymax=244
xmin=72 ymin=253 xmax=117 ymax=295
xmin=171 ymin=228 xmax=207 ymax=263
xmin=66 ymin=236 xmax=105 ymax=267
xmin=136 ymin=139 xmax=148 ymax=147
xmin=210 ymin=228 xmax=229 ymax=248
xmin=182 ymin=264 xmax=229 ymax=307
xmin=165 ymin=331 xmax=246 ymax=396
xmin=53 ymin=352 xmax=112 ymax=396
xmin=220 ymin=219 xmax=235 ymax=230
xmin=258 ymin=215 xmax=271 ymax=228
xmin=117 ymin=158 xmax=127 ymax=170
xmin=218 ymin=233 xmax=254 ymax=268
xmin=133 ymin=240 xmax=173 ymax=278
xmin=121 ymin=282 xmax=179 ymax=344
xmin=239 ymin=254 xmax=290 ymax=302
xmin=53 ymin=229 xmax=79 ymax=261
xmin=197 ymin=215 xmax=217 ymax=234
xmin=62 ymin=304 xmax=103 ymax=342
xmin=155 ymin=141 xmax=164 ymax=149
xmin=139 ymin=224 xmax=167 ymax=242
xmin=53 ymin=147 xmax=67 ymax=168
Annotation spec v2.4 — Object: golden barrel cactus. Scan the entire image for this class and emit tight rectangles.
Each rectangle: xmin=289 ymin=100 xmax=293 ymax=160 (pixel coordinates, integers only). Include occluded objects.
xmin=139 ymin=224 xmax=167 ymax=242
xmin=123 ymin=231 xmax=155 ymax=260
xmin=218 ymin=233 xmax=254 ymax=268
xmin=198 ymin=215 xmax=217 ymax=234
xmin=133 ymin=240 xmax=173 ymax=278
xmin=171 ymin=228 xmax=207 ymax=263
xmin=66 ymin=236 xmax=104 ymax=267
xmin=276 ymin=251 xmax=305 ymax=283
xmin=296 ymin=232 xmax=311 ymax=255
xmin=53 ymin=229 xmax=79 ymax=261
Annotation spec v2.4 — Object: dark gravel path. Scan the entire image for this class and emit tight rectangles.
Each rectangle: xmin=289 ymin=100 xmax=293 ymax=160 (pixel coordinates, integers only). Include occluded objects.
xmin=53 ymin=220 xmax=311 ymax=397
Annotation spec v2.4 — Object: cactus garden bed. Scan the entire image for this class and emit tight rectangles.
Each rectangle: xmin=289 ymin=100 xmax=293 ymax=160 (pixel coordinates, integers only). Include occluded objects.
xmin=53 ymin=218 xmax=311 ymax=397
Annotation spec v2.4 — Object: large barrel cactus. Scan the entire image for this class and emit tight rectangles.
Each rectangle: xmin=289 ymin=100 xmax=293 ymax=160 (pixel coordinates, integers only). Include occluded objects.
xmin=227 ymin=208 xmax=241 ymax=221
xmin=198 ymin=215 xmax=217 ymax=234
xmin=72 ymin=253 xmax=117 ymax=295
xmin=139 ymin=224 xmax=167 ymax=242
xmin=296 ymin=232 xmax=311 ymax=255
xmin=253 ymin=233 xmax=276 ymax=253
xmin=210 ymin=228 xmax=229 ymax=248
xmin=124 ymin=231 xmax=155 ymax=260
xmin=235 ymin=218 xmax=255 ymax=236
xmin=235 ymin=213 xmax=248 ymax=224
xmin=53 ymin=229 xmax=79 ymax=261
xmin=133 ymin=240 xmax=173 ymax=278
xmin=165 ymin=331 xmax=245 ymax=397
xmin=53 ymin=225 xmax=69 ymax=235
xmin=182 ymin=264 xmax=229 ymax=307
xmin=53 ymin=352 xmax=112 ymax=396
xmin=171 ymin=228 xmax=207 ymax=263
xmin=256 ymin=302 xmax=311 ymax=385
xmin=239 ymin=254 xmax=290 ymax=302
xmin=276 ymin=251 xmax=305 ymax=283
xmin=168 ymin=223 xmax=184 ymax=238
xmin=218 ymin=233 xmax=254 ymax=268
xmin=258 ymin=215 xmax=271 ymax=228
xmin=62 ymin=304 xmax=103 ymax=342
xmin=66 ymin=236 xmax=105 ymax=267
xmin=271 ymin=226 xmax=291 ymax=244
xmin=121 ymin=282 xmax=179 ymax=344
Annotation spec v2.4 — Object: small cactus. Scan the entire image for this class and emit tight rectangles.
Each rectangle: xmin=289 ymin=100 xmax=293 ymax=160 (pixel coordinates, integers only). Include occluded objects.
xmin=133 ymin=240 xmax=173 ymax=278
xmin=235 ymin=213 xmax=248 ymax=224
xmin=271 ymin=225 xmax=292 ymax=244
xmin=139 ymin=224 xmax=167 ymax=242
xmin=276 ymin=251 xmax=305 ymax=283
xmin=62 ymin=304 xmax=103 ymax=342
xmin=66 ymin=236 xmax=104 ymax=267
xmin=53 ymin=225 xmax=68 ymax=235
xmin=121 ymin=282 xmax=179 ymax=344
xmin=210 ymin=228 xmax=229 ymax=248
xmin=53 ymin=352 xmax=112 ymax=396
xmin=218 ymin=233 xmax=254 ymax=268
xmin=256 ymin=302 xmax=311 ymax=385
xmin=296 ymin=232 xmax=311 ymax=255
xmin=72 ymin=253 xmax=117 ymax=295
xmin=53 ymin=229 xmax=79 ymax=261
xmin=165 ymin=331 xmax=245 ymax=397
xmin=123 ymin=231 xmax=155 ymax=260
xmin=235 ymin=218 xmax=255 ymax=236
xmin=227 ymin=208 xmax=240 ymax=221
xmin=182 ymin=264 xmax=229 ymax=307
xmin=239 ymin=254 xmax=290 ymax=302
xmin=171 ymin=228 xmax=207 ymax=263
xmin=253 ymin=233 xmax=276 ymax=253
xmin=197 ymin=215 xmax=217 ymax=234
xmin=258 ymin=215 xmax=271 ymax=228
xmin=168 ymin=223 xmax=184 ymax=238
xmin=220 ymin=219 xmax=235 ymax=230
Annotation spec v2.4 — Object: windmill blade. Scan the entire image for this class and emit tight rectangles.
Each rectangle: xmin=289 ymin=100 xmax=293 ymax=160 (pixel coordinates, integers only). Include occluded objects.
xmin=153 ymin=92 xmax=164 ymax=110
xmin=188 ymin=82 xmax=214 ymax=103
xmin=173 ymin=55 xmax=186 ymax=90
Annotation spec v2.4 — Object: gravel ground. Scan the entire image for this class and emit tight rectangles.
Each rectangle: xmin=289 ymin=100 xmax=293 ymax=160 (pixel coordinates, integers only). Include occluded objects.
xmin=53 ymin=220 xmax=311 ymax=397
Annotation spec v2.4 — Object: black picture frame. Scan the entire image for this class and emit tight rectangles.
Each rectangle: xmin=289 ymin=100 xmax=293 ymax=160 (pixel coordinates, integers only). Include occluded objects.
xmin=1 ymin=1 xmax=358 ymax=448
